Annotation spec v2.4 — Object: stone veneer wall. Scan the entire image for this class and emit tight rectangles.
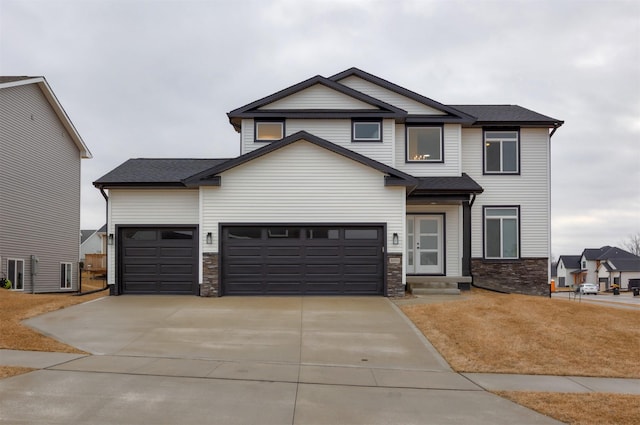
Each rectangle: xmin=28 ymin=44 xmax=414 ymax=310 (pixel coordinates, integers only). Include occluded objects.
xmin=386 ymin=253 xmax=404 ymax=297
xmin=201 ymin=252 xmax=219 ymax=297
xmin=471 ymin=258 xmax=549 ymax=296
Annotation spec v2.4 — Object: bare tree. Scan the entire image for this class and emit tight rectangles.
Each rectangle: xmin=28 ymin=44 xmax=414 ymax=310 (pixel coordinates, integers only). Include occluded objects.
xmin=621 ymin=232 xmax=640 ymax=256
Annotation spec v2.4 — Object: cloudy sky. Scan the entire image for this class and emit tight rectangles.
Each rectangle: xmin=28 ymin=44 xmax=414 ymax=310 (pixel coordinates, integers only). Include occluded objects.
xmin=1 ymin=0 xmax=638 ymax=257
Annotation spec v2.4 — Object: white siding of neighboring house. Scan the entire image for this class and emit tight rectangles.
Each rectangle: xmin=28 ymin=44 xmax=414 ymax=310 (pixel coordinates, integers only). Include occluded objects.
xmin=80 ymin=231 xmax=105 ymax=260
xmin=106 ymin=189 xmax=200 ymax=285
xmin=0 ymin=83 xmax=81 ymax=292
xmin=598 ymin=262 xmax=640 ymax=290
xmin=581 ymin=256 xmax=599 ymax=283
xmin=406 ymin=204 xmax=462 ymax=276
xmin=394 ymin=123 xmax=462 ymax=176
xmin=241 ymin=118 xmax=396 ymax=166
xmin=462 ymin=128 xmax=551 ymax=259
xmin=200 ymin=140 xmax=406 ymax=261
xmin=556 ymin=261 xmax=578 ymax=287
xmin=258 ymin=84 xmax=378 ymax=110
xmin=337 ymin=75 xmax=447 ymax=115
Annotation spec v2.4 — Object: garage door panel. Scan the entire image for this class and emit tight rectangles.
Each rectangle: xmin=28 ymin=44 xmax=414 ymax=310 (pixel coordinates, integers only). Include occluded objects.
xmin=159 ymin=247 xmax=195 ymax=257
xmin=159 ymin=264 xmax=194 ymax=274
xmin=222 ymin=225 xmax=384 ymax=295
xmin=124 ymin=264 xmax=157 ymax=274
xmin=124 ymin=247 xmax=158 ymax=257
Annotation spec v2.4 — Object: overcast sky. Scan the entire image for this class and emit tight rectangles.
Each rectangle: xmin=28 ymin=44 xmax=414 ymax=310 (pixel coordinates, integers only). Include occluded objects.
xmin=1 ymin=0 xmax=638 ymax=257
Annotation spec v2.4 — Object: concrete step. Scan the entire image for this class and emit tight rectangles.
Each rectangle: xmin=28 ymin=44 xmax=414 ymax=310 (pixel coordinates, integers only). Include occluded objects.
xmin=411 ymin=287 xmax=461 ymax=295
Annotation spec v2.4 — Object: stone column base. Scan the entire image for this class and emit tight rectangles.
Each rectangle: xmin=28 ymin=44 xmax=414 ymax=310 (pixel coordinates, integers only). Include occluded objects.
xmin=201 ymin=252 xmax=219 ymax=297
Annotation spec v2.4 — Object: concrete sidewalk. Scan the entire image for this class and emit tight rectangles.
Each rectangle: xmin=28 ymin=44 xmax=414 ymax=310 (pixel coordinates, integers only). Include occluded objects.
xmin=3 ymin=349 xmax=639 ymax=395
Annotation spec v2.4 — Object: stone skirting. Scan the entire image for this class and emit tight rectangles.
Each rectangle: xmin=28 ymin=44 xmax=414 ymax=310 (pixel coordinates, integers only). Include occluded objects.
xmin=201 ymin=252 xmax=219 ymax=297
xmin=386 ymin=253 xmax=404 ymax=298
xmin=471 ymin=258 xmax=549 ymax=296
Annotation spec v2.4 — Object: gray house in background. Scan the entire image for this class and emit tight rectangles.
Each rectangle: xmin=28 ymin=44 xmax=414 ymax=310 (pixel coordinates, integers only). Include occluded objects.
xmin=0 ymin=76 xmax=92 ymax=292
xmin=80 ymin=224 xmax=107 ymax=262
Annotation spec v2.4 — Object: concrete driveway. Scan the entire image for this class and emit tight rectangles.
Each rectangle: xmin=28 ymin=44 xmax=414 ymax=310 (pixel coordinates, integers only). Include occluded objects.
xmin=0 ymin=296 xmax=561 ymax=424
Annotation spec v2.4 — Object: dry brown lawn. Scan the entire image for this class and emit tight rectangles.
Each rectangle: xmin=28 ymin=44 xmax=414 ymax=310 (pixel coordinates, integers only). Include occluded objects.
xmin=401 ymin=289 xmax=640 ymax=378
xmin=496 ymin=391 xmax=640 ymax=425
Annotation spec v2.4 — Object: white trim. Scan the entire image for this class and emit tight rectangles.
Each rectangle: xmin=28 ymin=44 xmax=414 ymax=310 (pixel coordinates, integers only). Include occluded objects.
xmin=60 ymin=262 xmax=73 ymax=289
xmin=7 ymin=258 xmax=25 ymax=291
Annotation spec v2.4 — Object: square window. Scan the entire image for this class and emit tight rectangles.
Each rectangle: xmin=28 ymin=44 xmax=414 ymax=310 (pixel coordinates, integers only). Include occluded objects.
xmin=352 ymin=121 xmax=381 ymax=142
xmin=484 ymin=130 xmax=519 ymax=173
xmin=255 ymin=121 xmax=284 ymax=141
xmin=406 ymin=127 xmax=442 ymax=162
xmin=484 ymin=207 xmax=519 ymax=259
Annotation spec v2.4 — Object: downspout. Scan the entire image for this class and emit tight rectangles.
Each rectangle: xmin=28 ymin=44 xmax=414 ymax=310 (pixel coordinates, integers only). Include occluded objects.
xmin=99 ymin=187 xmax=110 ymax=293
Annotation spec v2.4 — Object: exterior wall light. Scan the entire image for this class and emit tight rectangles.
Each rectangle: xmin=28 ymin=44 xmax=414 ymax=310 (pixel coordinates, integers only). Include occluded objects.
xmin=108 ymin=234 xmax=114 ymax=245
xmin=206 ymin=232 xmax=213 ymax=244
xmin=392 ymin=233 xmax=399 ymax=245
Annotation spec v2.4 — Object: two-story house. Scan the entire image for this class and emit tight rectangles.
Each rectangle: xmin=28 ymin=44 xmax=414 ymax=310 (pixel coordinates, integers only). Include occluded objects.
xmin=0 ymin=77 xmax=92 ymax=292
xmin=94 ymin=68 xmax=562 ymax=297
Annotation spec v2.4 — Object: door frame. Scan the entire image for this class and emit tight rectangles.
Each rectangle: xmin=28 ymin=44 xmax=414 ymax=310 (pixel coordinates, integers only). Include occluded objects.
xmin=406 ymin=213 xmax=446 ymax=275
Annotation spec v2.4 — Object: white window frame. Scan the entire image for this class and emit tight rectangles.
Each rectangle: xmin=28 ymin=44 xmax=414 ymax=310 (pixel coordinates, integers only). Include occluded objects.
xmin=60 ymin=262 xmax=73 ymax=289
xmin=8 ymin=258 xmax=25 ymax=291
xmin=352 ymin=120 xmax=381 ymax=142
xmin=484 ymin=130 xmax=519 ymax=174
xmin=484 ymin=207 xmax=519 ymax=259
xmin=406 ymin=126 xmax=443 ymax=162
xmin=255 ymin=121 xmax=284 ymax=142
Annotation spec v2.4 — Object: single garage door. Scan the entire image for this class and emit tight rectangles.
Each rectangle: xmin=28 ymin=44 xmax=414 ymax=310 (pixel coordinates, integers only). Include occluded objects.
xmin=119 ymin=227 xmax=198 ymax=295
xmin=221 ymin=225 xmax=384 ymax=295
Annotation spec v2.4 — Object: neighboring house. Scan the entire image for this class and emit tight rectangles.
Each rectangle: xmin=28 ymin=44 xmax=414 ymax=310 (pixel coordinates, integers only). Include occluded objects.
xmin=556 ymin=255 xmax=581 ymax=287
xmin=557 ymin=246 xmax=640 ymax=291
xmin=597 ymin=258 xmax=640 ymax=291
xmin=0 ymin=76 xmax=92 ymax=292
xmin=94 ymin=68 xmax=562 ymax=297
xmin=80 ymin=224 xmax=107 ymax=261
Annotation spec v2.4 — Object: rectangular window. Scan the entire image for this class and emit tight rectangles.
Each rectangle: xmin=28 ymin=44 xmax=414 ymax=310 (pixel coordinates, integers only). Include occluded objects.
xmin=484 ymin=207 xmax=519 ymax=259
xmin=484 ymin=130 xmax=519 ymax=173
xmin=60 ymin=262 xmax=72 ymax=289
xmin=406 ymin=126 xmax=443 ymax=162
xmin=255 ymin=121 xmax=284 ymax=142
xmin=8 ymin=259 xmax=25 ymax=291
xmin=352 ymin=120 xmax=381 ymax=142
xmin=345 ymin=228 xmax=379 ymax=239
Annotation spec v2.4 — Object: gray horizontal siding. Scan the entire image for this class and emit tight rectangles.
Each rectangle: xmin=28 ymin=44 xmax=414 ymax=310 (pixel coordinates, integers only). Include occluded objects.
xmin=0 ymin=83 xmax=82 ymax=292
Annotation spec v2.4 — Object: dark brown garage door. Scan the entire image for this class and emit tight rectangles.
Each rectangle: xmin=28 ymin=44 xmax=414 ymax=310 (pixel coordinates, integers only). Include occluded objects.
xmin=221 ymin=225 xmax=384 ymax=295
xmin=119 ymin=227 xmax=198 ymax=295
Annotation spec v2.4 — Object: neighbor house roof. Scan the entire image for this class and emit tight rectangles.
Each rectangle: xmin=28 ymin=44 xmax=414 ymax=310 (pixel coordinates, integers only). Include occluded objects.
xmin=597 ymin=246 xmax=637 ymax=261
xmin=0 ymin=76 xmax=92 ymax=158
xmin=94 ymin=158 xmax=231 ymax=188
xmin=606 ymin=257 xmax=640 ymax=272
xmin=558 ymin=255 xmax=581 ymax=269
xmin=80 ymin=230 xmax=95 ymax=244
xmin=582 ymin=247 xmax=610 ymax=260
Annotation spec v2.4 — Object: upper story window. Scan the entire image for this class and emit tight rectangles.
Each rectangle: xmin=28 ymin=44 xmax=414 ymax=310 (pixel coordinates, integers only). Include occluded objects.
xmin=352 ymin=120 xmax=381 ymax=142
xmin=406 ymin=126 xmax=443 ymax=162
xmin=255 ymin=120 xmax=284 ymax=142
xmin=484 ymin=130 xmax=519 ymax=174
xmin=484 ymin=207 xmax=519 ymax=259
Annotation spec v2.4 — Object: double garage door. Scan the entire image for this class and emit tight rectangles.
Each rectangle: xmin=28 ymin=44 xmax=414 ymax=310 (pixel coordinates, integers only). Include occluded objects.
xmin=221 ymin=225 xmax=384 ymax=295
xmin=120 ymin=225 xmax=385 ymax=295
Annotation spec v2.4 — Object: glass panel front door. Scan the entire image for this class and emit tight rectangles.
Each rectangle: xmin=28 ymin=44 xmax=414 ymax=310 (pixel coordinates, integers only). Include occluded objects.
xmin=406 ymin=215 xmax=443 ymax=274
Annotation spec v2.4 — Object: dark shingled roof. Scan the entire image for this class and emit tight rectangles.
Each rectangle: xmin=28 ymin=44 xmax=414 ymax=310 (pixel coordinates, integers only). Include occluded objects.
xmin=607 ymin=257 xmax=640 ymax=272
xmin=451 ymin=105 xmax=563 ymax=126
xmin=413 ymin=173 xmax=483 ymax=194
xmin=94 ymin=158 xmax=231 ymax=187
xmin=582 ymin=247 xmax=610 ymax=260
xmin=558 ymin=255 xmax=581 ymax=269
xmin=597 ymin=246 xmax=637 ymax=260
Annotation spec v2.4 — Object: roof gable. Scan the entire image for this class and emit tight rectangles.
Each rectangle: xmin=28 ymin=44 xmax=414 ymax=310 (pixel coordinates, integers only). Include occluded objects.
xmin=227 ymin=75 xmax=406 ymax=131
xmin=184 ymin=131 xmax=417 ymax=188
xmin=257 ymin=83 xmax=379 ymax=111
xmin=558 ymin=255 xmax=581 ymax=269
xmin=0 ymin=76 xmax=92 ymax=158
xmin=330 ymin=68 xmax=476 ymax=123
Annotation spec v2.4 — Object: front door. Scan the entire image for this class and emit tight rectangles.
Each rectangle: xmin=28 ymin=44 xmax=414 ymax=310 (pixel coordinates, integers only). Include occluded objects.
xmin=407 ymin=215 xmax=443 ymax=274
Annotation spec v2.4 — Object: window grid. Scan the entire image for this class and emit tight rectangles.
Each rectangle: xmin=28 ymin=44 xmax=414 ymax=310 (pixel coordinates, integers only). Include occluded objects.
xmin=60 ymin=262 xmax=73 ymax=289
xmin=484 ymin=207 xmax=519 ymax=259
xmin=484 ymin=130 xmax=519 ymax=174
